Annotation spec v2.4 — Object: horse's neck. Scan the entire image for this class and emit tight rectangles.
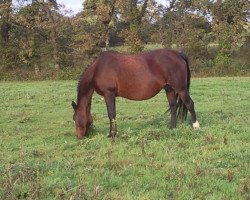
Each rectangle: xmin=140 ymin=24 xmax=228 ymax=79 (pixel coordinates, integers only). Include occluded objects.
xmin=77 ymin=81 xmax=94 ymax=114
xmin=77 ymin=66 xmax=95 ymax=106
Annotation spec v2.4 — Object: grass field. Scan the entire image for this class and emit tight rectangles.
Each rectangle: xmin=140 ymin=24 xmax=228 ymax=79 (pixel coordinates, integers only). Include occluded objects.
xmin=0 ymin=77 xmax=249 ymax=200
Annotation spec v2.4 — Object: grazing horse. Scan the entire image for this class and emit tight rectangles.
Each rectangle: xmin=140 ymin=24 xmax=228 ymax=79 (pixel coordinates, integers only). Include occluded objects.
xmin=72 ymin=49 xmax=200 ymax=139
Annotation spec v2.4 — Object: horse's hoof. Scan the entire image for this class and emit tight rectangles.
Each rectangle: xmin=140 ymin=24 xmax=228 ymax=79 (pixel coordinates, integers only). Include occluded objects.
xmin=77 ymin=135 xmax=85 ymax=139
xmin=193 ymin=121 xmax=200 ymax=129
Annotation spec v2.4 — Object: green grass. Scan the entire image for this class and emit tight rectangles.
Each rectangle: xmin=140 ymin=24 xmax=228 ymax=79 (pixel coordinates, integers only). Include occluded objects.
xmin=0 ymin=77 xmax=249 ymax=200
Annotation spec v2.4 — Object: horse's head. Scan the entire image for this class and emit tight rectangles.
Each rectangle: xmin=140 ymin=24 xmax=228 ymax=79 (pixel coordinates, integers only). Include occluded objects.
xmin=71 ymin=101 xmax=92 ymax=139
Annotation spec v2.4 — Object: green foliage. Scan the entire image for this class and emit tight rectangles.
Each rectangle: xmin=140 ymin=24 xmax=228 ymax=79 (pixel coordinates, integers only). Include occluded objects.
xmin=0 ymin=67 xmax=85 ymax=81
xmin=215 ymin=53 xmax=232 ymax=66
xmin=115 ymin=0 xmax=148 ymax=52
xmin=119 ymin=23 xmax=144 ymax=53
xmin=73 ymin=0 xmax=116 ymax=56
xmin=226 ymin=36 xmax=250 ymax=76
xmin=0 ymin=0 xmax=73 ymax=70
xmin=0 ymin=0 xmax=249 ymax=74
xmin=150 ymin=1 xmax=213 ymax=70
xmin=0 ymin=78 xmax=250 ymax=199
xmin=210 ymin=0 xmax=248 ymax=62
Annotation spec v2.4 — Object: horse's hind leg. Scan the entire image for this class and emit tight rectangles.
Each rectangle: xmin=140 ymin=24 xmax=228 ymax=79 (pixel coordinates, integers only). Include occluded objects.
xmin=104 ymin=91 xmax=117 ymax=140
xmin=165 ymin=85 xmax=177 ymax=129
xmin=178 ymin=91 xmax=200 ymax=129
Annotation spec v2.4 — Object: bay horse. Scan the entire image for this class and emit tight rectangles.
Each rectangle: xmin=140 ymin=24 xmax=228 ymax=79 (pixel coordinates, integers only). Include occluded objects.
xmin=72 ymin=49 xmax=200 ymax=139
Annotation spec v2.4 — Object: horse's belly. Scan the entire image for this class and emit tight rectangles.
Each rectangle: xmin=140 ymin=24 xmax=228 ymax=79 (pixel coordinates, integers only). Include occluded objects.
xmin=117 ymin=79 xmax=163 ymax=100
xmin=118 ymin=91 xmax=161 ymax=100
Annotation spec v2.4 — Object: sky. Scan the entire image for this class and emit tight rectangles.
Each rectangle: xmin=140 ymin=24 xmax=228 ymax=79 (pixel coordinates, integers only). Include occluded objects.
xmin=58 ymin=0 xmax=83 ymax=14
xmin=58 ymin=0 xmax=166 ymax=15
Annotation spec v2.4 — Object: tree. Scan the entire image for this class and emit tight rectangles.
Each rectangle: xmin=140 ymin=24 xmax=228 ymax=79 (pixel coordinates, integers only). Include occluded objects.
xmin=213 ymin=0 xmax=249 ymax=65
xmin=193 ymin=0 xmax=249 ymax=66
xmin=116 ymin=0 xmax=149 ymax=52
xmin=151 ymin=0 xmax=211 ymax=68
xmin=44 ymin=0 xmax=60 ymax=70
xmin=0 ymin=0 xmax=249 ymax=75
xmin=0 ymin=0 xmax=11 ymax=43
xmin=2 ymin=0 xmax=71 ymax=70
xmin=15 ymin=1 xmax=46 ymax=69
xmin=96 ymin=0 xmax=116 ymax=49
xmin=73 ymin=0 xmax=116 ymax=58
xmin=0 ymin=0 xmax=17 ymax=68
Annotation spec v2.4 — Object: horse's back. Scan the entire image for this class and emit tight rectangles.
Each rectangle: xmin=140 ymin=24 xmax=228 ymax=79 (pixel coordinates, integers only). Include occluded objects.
xmin=95 ymin=49 xmax=185 ymax=75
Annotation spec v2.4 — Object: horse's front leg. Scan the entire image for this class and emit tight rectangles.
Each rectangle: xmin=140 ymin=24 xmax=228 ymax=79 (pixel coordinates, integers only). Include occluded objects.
xmin=104 ymin=91 xmax=117 ymax=141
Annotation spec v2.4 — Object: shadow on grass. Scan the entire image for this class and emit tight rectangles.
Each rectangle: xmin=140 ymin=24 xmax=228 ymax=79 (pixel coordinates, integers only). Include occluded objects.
xmin=94 ymin=113 xmax=202 ymax=141
xmin=69 ymin=111 xmax=206 ymax=142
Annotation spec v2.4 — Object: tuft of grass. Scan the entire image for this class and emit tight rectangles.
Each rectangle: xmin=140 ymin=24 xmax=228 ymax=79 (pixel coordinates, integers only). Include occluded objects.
xmin=0 ymin=77 xmax=249 ymax=199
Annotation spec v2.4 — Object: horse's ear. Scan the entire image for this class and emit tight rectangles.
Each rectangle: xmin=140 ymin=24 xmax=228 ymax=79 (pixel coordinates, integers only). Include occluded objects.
xmin=72 ymin=101 xmax=77 ymax=110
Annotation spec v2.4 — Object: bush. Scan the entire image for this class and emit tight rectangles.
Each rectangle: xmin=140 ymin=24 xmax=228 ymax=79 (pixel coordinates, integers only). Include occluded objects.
xmin=0 ymin=67 xmax=85 ymax=81
xmin=215 ymin=53 xmax=232 ymax=66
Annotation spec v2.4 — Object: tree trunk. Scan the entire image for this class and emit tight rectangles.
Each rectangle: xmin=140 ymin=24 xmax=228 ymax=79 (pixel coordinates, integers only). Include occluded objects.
xmin=0 ymin=1 xmax=12 ymax=43
xmin=51 ymin=29 xmax=60 ymax=70
xmin=104 ymin=25 xmax=110 ymax=51
xmin=46 ymin=3 xmax=60 ymax=70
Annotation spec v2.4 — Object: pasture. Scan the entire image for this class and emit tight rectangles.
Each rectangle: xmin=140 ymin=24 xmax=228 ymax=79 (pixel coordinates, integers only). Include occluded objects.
xmin=0 ymin=77 xmax=249 ymax=199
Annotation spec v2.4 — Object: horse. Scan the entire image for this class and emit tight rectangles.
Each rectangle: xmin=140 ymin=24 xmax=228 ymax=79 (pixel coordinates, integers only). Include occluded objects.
xmin=72 ymin=49 xmax=200 ymax=140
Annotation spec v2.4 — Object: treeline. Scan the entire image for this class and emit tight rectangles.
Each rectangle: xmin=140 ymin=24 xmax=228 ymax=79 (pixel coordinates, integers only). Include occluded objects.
xmin=0 ymin=0 xmax=249 ymax=80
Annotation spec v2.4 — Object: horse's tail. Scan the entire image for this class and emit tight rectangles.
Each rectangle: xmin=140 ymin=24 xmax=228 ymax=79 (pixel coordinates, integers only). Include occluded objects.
xmin=176 ymin=52 xmax=190 ymax=121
